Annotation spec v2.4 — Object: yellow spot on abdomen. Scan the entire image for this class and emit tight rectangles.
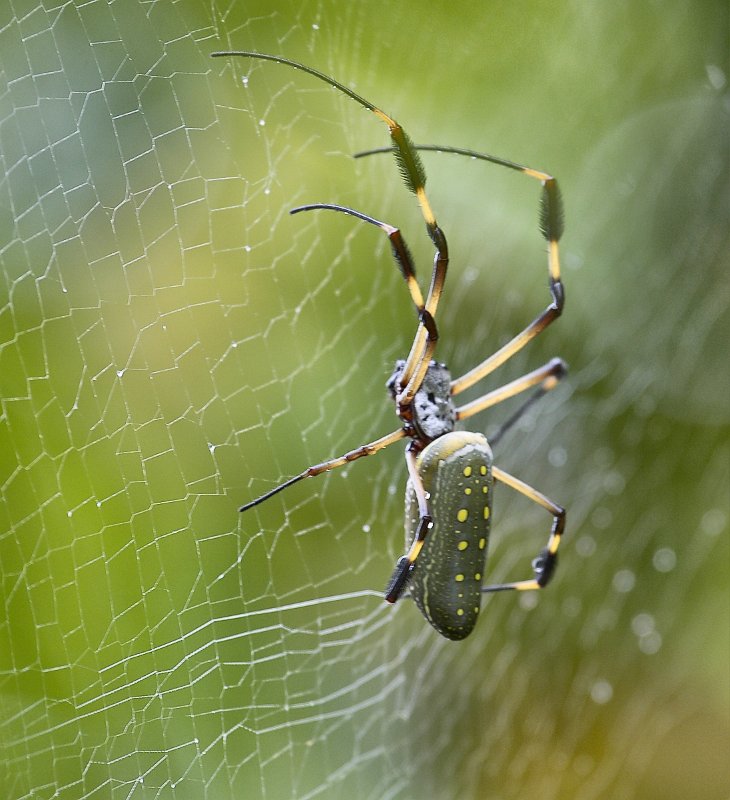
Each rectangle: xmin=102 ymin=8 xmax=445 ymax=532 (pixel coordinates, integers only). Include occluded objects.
xmin=480 ymin=465 xmax=487 ymax=475
xmin=479 ymin=537 xmax=486 ymax=550
xmin=457 ymin=608 xmax=464 ymax=616
xmin=474 ymin=573 xmax=481 ymax=581
xmin=457 ymin=540 xmax=468 ymax=551
xmin=455 ymin=574 xmax=464 ymax=582
xmin=483 ymin=506 xmax=490 ymax=520
xmin=463 ymin=466 xmax=472 ymax=477
xmin=464 ymin=487 xmax=472 ymax=495
xmin=457 ymin=509 xmax=468 ymax=523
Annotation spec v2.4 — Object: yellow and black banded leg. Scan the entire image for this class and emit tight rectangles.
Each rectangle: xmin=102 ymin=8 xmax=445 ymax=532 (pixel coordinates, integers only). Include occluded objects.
xmin=239 ymin=428 xmax=407 ymax=512
xmin=395 ymin=309 xmax=439 ymax=413
xmin=211 ymin=52 xmax=449 ymax=404
xmin=385 ymin=442 xmax=433 ymax=603
xmin=482 ymin=466 xmax=565 ymax=592
xmin=455 ymin=357 xmax=567 ymax=423
xmin=487 ymin=358 xmax=568 ymax=449
xmin=289 ymin=203 xmax=425 ymax=315
xmin=288 ymin=206 xmax=440 ymax=415
xmin=356 ymin=144 xmax=564 ymax=396
xmin=420 ymin=149 xmax=564 ymax=395
xmin=292 ymin=202 xmax=444 ymax=415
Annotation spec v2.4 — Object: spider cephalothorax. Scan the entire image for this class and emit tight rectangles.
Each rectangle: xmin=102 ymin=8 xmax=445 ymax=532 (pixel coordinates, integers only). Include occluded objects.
xmin=387 ymin=359 xmax=456 ymax=442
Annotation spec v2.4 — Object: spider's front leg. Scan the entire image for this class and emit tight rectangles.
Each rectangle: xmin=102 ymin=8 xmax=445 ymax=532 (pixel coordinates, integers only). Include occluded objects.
xmin=289 ymin=204 xmax=425 ymax=316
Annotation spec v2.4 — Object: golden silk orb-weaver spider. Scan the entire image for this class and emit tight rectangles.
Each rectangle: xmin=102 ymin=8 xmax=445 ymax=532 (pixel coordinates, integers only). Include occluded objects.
xmin=213 ymin=51 xmax=567 ymax=640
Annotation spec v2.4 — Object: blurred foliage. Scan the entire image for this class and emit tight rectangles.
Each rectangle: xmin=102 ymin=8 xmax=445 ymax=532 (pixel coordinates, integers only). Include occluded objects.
xmin=0 ymin=1 xmax=728 ymax=799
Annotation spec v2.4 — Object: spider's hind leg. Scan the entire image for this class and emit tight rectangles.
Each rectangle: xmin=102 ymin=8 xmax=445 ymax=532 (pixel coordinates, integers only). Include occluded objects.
xmin=482 ymin=466 xmax=565 ymax=593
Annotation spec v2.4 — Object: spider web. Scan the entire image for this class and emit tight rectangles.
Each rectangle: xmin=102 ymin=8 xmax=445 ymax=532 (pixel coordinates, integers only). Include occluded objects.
xmin=1 ymin=2 xmax=728 ymax=799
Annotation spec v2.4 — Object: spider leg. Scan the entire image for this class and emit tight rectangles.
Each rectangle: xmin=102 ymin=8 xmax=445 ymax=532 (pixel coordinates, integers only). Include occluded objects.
xmin=424 ymin=149 xmax=563 ymax=395
xmin=290 ymin=200 xmax=441 ymax=415
xmin=488 ymin=359 xmax=567 ymax=449
xmin=239 ymin=427 xmax=406 ymax=512
xmin=384 ymin=442 xmax=433 ymax=603
xmin=451 ymin=299 xmax=562 ymax=396
xmin=482 ymin=466 xmax=565 ymax=592
xmin=394 ymin=309 xmax=439 ymax=411
xmin=290 ymin=203 xmax=424 ymax=314
xmin=455 ymin=357 xmax=567 ymax=423
xmin=212 ymin=52 xmax=449 ymax=402
xmin=356 ymin=144 xmax=565 ymax=396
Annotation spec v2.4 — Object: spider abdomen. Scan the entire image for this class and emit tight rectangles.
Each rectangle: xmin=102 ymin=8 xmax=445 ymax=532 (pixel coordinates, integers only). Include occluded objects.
xmin=406 ymin=431 xmax=494 ymax=640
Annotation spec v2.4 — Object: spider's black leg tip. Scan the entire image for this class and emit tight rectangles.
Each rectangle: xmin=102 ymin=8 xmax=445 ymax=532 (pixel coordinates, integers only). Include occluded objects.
xmin=384 ymin=556 xmax=414 ymax=603
xmin=532 ymin=547 xmax=558 ymax=587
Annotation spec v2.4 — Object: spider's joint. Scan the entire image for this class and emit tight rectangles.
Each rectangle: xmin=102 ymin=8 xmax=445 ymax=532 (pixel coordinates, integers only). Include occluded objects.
xmin=550 ymin=278 xmax=565 ymax=313
xmin=419 ymin=309 xmax=438 ymax=341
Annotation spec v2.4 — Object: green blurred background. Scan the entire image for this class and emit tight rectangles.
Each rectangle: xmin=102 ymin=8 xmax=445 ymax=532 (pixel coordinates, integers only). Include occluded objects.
xmin=0 ymin=1 xmax=728 ymax=798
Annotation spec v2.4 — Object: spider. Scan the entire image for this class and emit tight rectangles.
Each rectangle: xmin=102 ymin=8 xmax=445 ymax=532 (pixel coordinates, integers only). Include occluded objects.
xmin=213 ymin=51 xmax=567 ymax=640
